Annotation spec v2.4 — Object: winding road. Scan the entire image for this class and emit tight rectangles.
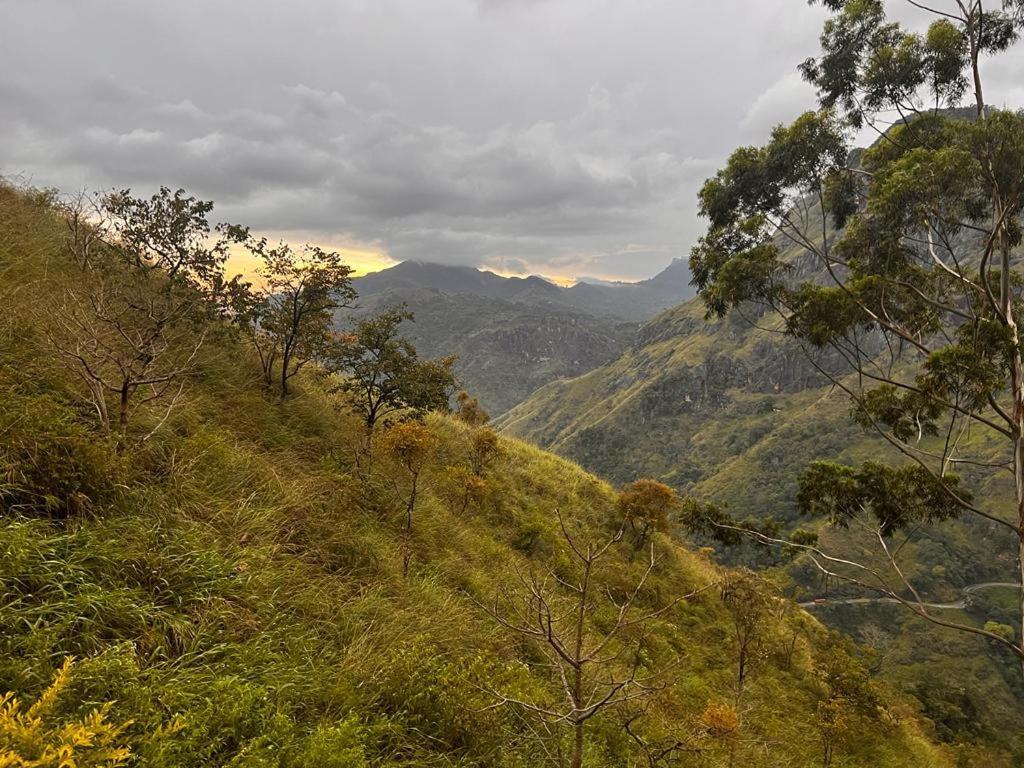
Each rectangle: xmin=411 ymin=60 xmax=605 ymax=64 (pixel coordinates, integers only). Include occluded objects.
xmin=798 ymin=582 xmax=1021 ymax=610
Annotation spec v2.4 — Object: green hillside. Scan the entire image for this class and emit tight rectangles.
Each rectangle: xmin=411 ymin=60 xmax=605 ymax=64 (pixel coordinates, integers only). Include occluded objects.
xmin=497 ymin=245 xmax=1024 ymax=758
xmin=0 ymin=182 xmax=963 ymax=766
xmin=342 ymin=287 xmax=634 ymax=416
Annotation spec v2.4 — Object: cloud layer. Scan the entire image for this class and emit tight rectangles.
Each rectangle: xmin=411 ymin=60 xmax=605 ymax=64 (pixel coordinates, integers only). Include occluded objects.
xmin=2 ymin=0 xmax=1018 ymax=280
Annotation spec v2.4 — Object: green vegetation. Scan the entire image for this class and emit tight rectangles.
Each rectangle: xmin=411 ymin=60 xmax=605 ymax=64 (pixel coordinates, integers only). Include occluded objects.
xmin=232 ymin=240 xmax=356 ymax=397
xmin=501 ymin=1 xmax=1024 ymax=757
xmin=346 ymin=258 xmax=696 ymax=416
xmin=0 ymin=182 xmax=957 ymax=765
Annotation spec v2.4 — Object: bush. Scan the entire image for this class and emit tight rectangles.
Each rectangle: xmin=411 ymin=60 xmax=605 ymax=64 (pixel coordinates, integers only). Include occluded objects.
xmin=0 ymin=658 xmax=132 ymax=767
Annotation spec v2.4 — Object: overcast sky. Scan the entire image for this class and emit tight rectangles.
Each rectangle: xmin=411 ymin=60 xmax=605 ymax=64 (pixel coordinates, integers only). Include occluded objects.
xmin=1 ymin=1 xmax=1021 ymax=281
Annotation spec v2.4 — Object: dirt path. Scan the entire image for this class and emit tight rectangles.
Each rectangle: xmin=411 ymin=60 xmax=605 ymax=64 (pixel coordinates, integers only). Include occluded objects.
xmin=798 ymin=582 xmax=1021 ymax=610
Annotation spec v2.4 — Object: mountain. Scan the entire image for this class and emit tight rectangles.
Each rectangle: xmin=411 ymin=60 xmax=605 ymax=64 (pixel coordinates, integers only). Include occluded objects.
xmin=343 ymin=259 xmax=695 ymax=414
xmin=354 ymin=260 xmax=564 ymax=303
xmin=0 ymin=181 xmax=956 ymax=767
xmin=497 ymin=223 xmax=1024 ymax=756
xmin=499 ymin=297 xmax=1024 ymax=756
xmin=355 ymin=258 xmax=695 ymax=322
xmin=561 ymin=257 xmax=694 ymax=320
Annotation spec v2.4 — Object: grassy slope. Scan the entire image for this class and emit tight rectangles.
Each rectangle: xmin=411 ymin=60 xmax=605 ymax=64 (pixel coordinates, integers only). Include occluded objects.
xmin=497 ymin=264 xmax=1024 ymax=756
xmin=0 ymin=184 xmax=956 ymax=766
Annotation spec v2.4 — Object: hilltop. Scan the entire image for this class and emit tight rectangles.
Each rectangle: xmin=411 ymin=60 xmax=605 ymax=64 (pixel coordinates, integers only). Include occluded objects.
xmin=0 ymin=182 xmax=961 ymax=766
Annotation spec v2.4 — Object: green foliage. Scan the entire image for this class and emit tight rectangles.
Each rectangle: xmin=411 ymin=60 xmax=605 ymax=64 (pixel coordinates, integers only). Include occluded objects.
xmin=327 ymin=307 xmax=457 ymax=430
xmin=0 ymin=391 xmax=117 ymax=518
xmin=693 ymin=0 xmax=1024 ymax=729
xmin=0 ymin=181 xmax=958 ymax=767
xmin=103 ymin=186 xmax=247 ymax=291
xmin=618 ymin=479 xmax=677 ymax=548
xmin=232 ymin=241 xmax=356 ymax=396
xmin=797 ymin=460 xmax=966 ymax=534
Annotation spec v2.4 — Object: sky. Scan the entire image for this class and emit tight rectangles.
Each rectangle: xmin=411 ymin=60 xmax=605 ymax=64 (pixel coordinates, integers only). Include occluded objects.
xmin=1 ymin=1 xmax=1022 ymax=282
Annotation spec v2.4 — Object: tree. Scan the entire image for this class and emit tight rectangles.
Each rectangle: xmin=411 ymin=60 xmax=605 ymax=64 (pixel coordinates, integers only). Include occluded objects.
xmin=379 ymin=420 xmax=439 ymax=577
xmin=234 ymin=241 xmax=355 ymax=396
xmin=719 ymin=571 xmax=773 ymax=701
xmin=49 ymin=187 xmax=245 ymax=448
xmin=690 ymin=0 xmax=1024 ymax=664
xmin=476 ymin=511 xmax=708 ymax=768
xmin=812 ymin=641 xmax=882 ymax=768
xmin=455 ymin=390 xmax=490 ymax=427
xmin=327 ymin=307 xmax=457 ymax=436
xmin=442 ymin=464 xmax=488 ymax=516
xmin=470 ymin=428 xmax=502 ymax=477
xmin=102 ymin=187 xmax=247 ymax=289
xmin=617 ymin=480 xmax=677 ymax=550
xmin=59 ymin=190 xmax=109 ymax=272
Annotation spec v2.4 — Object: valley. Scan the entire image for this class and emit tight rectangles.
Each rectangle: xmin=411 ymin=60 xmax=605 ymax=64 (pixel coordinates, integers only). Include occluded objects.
xmin=341 ymin=259 xmax=694 ymax=413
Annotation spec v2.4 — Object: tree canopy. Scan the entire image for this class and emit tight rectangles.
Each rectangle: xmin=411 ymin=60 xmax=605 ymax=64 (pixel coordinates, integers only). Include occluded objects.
xmin=690 ymin=0 xmax=1024 ymax=664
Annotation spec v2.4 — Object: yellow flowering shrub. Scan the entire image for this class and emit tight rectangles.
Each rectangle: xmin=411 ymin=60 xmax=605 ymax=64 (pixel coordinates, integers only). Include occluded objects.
xmin=0 ymin=659 xmax=132 ymax=767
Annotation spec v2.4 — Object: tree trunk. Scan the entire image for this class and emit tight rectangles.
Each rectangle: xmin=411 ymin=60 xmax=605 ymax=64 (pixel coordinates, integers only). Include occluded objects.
xmin=570 ymin=560 xmax=589 ymax=768
xmin=571 ymin=719 xmax=583 ymax=768
xmin=280 ymin=348 xmax=291 ymax=397
xmin=1010 ymin=336 xmax=1024 ymax=671
xmin=117 ymin=382 xmax=130 ymax=454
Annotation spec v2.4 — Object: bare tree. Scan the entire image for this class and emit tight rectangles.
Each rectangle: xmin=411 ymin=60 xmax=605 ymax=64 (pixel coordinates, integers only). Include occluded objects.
xmin=719 ymin=571 xmax=773 ymax=702
xmin=51 ymin=278 xmax=203 ymax=443
xmin=476 ymin=510 xmax=709 ymax=768
xmin=49 ymin=187 xmax=245 ymax=449
xmin=59 ymin=190 xmax=109 ymax=272
xmin=621 ymin=709 xmax=700 ymax=768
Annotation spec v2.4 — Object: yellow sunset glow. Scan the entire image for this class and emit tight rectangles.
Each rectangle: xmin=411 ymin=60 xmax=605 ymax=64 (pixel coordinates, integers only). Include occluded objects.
xmin=224 ymin=234 xmax=396 ymax=285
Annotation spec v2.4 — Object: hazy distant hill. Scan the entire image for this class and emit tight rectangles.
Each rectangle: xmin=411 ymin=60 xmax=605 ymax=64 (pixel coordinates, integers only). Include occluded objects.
xmin=355 ymin=258 xmax=695 ymax=322
xmin=342 ymin=259 xmax=694 ymax=413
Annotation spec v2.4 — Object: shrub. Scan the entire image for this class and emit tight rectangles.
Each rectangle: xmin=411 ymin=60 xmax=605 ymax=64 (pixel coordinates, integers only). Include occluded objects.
xmin=0 ymin=658 xmax=132 ymax=767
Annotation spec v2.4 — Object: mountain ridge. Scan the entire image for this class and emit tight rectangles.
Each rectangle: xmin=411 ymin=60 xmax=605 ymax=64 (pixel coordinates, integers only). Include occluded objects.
xmin=342 ymin=258 xmax=695 ymax=414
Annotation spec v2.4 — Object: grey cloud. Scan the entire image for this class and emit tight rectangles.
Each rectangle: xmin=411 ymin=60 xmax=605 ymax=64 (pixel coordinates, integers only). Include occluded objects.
xmin=5 ymin=0 xmax=1011 ymax=280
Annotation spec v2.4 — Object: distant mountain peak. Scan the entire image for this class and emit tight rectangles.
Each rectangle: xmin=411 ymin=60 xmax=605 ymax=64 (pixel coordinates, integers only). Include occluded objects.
xmin=354 ymin=258 xmax=694 ymax=322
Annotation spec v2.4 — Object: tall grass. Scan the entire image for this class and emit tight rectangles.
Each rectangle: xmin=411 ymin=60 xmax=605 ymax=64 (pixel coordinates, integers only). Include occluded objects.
xmin=0 ymin=181 xmax=964 ymax=767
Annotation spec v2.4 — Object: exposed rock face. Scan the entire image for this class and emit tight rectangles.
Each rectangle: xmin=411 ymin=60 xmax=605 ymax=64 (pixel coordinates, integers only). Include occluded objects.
xmin=491 ymin=316 xmax=621 ymax=370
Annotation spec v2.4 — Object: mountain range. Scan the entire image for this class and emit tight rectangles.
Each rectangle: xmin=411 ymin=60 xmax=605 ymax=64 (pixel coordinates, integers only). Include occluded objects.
xmin=341 ymin=258 xmax=694 ymax=414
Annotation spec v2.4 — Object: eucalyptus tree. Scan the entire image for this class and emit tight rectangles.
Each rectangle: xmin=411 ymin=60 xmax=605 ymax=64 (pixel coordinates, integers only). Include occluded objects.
xmin=689 ymin=0 xmax=1024 ymax=663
